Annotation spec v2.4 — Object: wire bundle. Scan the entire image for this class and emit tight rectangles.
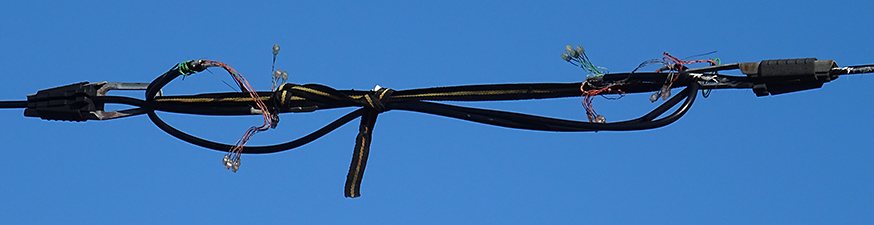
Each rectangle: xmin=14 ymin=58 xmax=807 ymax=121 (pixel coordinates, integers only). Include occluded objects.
xmin=8 ymin=49 xmax=868 ymax=198
xmin=561 ymin=45 xmax=608 ymax=77
xmin=561 ymin=44 xmax=624 ymax=122
xmin=149 ymin=60 xmax=280 ymax=172
xmin=633 ymin=52 xmax=717 ymax=101
xmin=579 ymin=82 xmax=625 ymax=123
xmin=202 ymin=60 xmax=276 ymax=172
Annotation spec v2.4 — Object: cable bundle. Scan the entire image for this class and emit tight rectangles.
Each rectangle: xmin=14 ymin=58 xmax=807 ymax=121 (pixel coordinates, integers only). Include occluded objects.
xmin=6 ymin=45 xmax=871 ymax=197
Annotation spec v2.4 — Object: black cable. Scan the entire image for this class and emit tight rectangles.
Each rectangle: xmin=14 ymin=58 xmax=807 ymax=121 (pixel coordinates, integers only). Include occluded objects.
xmin=0 ymin=100 xmax=27 ymax=108
xmin=148 ymin=108 xmax=364 ymax=153
xmin=840 ymin=64 xmax=874 ymax=75
xmin=11 ymin=56 xmax=871 ymax=198
xmin=96 ymin=96 xmax=258 ymax=115
xmin=7 ymin=61 xmax=709 ymax=156
xmin=141 ymin=63 xmax=368 ymax=153
xmin=391 ymin=82 xmax=697 ymax=132
xmin=133 ymin=62 xmax=702 ymax=154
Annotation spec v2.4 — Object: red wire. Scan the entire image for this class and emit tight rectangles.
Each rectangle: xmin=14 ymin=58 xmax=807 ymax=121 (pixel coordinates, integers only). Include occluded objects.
xmin=202 ymin=60 xmax=275 ymax=159
xmin=658 ymin=52 xmax=717 ymax=91
xmin=580 ymin=82 xmax=623 ymax=122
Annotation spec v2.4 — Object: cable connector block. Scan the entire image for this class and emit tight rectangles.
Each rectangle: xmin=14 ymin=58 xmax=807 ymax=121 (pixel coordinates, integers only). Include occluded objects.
xmin=24 ymin=82 xmax=99 ymax=122
xmin=739 ymin=58 xmax=838 ymax=96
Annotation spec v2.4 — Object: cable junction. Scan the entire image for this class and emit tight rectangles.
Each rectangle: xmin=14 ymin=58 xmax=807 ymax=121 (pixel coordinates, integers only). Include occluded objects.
xmin=2 ymin=44 xmax=872 ymax=198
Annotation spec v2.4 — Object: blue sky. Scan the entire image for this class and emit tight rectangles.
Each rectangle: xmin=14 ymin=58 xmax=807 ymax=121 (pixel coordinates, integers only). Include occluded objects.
xmin=2 ymin=0 xmax=873 ymax=224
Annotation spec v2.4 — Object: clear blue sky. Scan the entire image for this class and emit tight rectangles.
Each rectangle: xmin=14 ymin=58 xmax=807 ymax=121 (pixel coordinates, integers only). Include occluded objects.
xmin=2 ymin=1 xmax=873 ymax=224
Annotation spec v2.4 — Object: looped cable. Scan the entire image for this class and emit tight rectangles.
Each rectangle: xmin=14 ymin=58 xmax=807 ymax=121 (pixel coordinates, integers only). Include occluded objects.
xmin=142 ymin=61 xmax=705 ymax=198
xmin=361 ymin=85 xmax=394 ymax=113
xmin=346 ymin=85 xmax=393 ymax=197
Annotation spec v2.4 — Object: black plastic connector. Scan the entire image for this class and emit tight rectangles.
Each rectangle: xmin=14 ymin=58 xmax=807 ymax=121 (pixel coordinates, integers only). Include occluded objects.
xmin=740 ymin=58 xmax=838 ymax=96
xmin=24 ymin=82 xmax=99 ymax=122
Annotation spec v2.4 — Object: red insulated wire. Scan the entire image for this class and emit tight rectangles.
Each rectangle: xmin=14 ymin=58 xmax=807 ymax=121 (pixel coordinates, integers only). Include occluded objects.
xmin=202 ymin=60 xmax=276 ymax=162
xmin=580 ymin=82 xmax=624 ymax=122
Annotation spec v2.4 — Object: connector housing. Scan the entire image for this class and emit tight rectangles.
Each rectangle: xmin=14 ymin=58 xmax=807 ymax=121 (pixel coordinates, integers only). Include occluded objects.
xmin=24 ymin=82 xmax=98 ymax=122
xmin=740 ymin=58 xmax=838 ymax=96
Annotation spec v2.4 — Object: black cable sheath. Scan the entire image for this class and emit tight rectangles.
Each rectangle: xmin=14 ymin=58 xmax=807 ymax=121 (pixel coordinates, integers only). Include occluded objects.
xmin=390 ymin=82 xmax=697 ymax=132
xmin=147 ymin=108 xmax=364 ymax=153
xmin=138 ymin=84 xmax=694 ymax=153
xmin=136 ymin=64 xmax=701 ymax=153
xmin=96 ymin=96 xmax=258 ymax=115
xmin=6 ymin=57 xmax=872 ymax=199
xmin=115 ymin=59 xmax=714 ymax=156
xmin=143 ymin=64 xmax=367 ymax=153
xmin=345 ymin=109 xmax=378 ymax=197
xmin=0 ymin=100 xmax=27 ymax=108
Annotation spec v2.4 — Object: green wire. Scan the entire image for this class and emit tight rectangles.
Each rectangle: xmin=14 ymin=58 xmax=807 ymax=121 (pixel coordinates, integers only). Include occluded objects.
xmin=173 ymin=60 xmax=198 ymax=77
xmin=562 ymin=45 xmax=607 ymax=78
xmin=577 ymin=55 xmax=607 ymax=77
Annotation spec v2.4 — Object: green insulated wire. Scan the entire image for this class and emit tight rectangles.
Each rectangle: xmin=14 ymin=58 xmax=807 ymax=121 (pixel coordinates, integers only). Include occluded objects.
xmin=561 ymin=45 xmax=608 ymax=78
xmin=173 ymin=60 xmax=198 ymax=77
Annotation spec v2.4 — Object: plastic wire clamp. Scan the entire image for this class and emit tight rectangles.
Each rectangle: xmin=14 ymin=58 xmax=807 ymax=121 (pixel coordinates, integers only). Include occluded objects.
xmin=25 ymin=81 xmax=157 ymax=121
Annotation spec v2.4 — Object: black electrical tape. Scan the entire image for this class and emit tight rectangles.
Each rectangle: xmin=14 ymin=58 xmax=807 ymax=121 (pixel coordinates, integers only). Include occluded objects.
xmin=345 ymin=109 xmax=378 ymax=198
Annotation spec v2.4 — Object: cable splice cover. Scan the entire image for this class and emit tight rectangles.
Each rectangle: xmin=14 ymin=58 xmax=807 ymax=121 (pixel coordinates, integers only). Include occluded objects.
xmin=24 ymin=82 xmax=98 ymax=122
xmin=740 ymin=58 xmax=838 ymax=96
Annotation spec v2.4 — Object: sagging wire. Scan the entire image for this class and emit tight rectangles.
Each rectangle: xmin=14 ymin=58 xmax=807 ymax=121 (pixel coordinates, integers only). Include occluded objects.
xmin=633 ymin=52 xmax=717 ymax=102
xmin=199 ymin=60 xmax=278 ymax=172
xmin=561 ymin=44 xmax=623 ymax=123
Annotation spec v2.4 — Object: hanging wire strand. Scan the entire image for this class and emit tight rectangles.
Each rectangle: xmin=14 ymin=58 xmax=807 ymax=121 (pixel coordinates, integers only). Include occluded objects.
xmin=201 ymin=60 xmax=276 ymax=172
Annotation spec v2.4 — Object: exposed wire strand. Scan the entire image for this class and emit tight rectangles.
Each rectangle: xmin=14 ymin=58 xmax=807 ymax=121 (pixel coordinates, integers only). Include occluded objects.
xmin=634 ymin=52 xmax=717 ymax=101
xmin=561 ymin=45 xmax=608 ymax=77
xmin=199 ymin=60 xmax=276 ymax=172
xmin=561 ymin=44 xmax=622 ymax=122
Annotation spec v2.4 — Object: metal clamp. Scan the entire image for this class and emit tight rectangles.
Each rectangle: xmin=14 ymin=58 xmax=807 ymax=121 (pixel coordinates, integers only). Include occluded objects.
xmin=89 ymin=82 xmax=156 ymax=120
